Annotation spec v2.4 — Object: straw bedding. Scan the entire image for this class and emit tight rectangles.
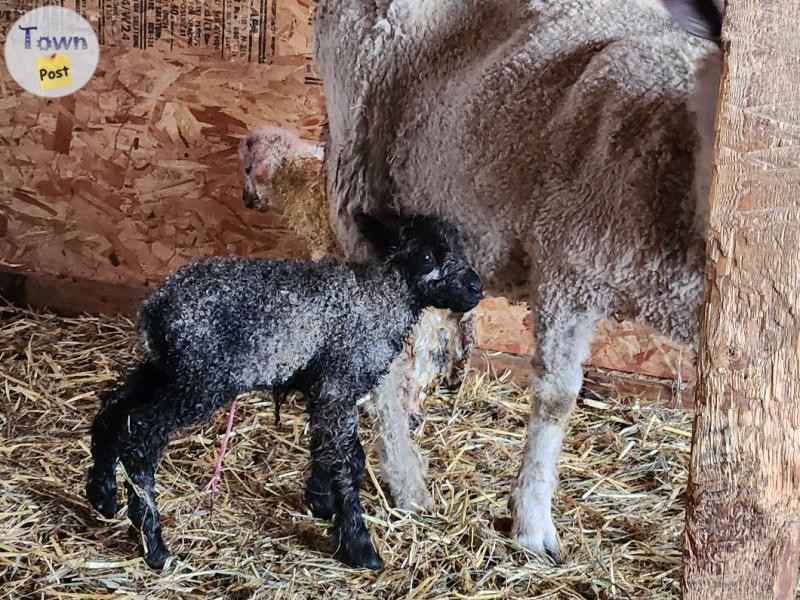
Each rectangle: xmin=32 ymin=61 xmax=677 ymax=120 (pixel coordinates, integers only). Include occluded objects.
xmin=0 ymin=301 xmax=692 ymax=598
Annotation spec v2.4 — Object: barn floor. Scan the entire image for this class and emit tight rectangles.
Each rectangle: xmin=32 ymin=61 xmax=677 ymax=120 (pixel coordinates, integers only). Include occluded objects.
xmin=0 ymin=302 xmax=693 ymax=599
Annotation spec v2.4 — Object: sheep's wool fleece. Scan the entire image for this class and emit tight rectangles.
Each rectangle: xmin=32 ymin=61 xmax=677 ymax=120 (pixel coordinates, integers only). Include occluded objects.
xmin=317 ymin=0 xmax=718 ymax=344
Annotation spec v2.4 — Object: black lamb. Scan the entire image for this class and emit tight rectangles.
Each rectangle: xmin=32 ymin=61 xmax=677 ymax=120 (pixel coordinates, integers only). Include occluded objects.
xmin=85 ymin=211 xmax=483 ymax=570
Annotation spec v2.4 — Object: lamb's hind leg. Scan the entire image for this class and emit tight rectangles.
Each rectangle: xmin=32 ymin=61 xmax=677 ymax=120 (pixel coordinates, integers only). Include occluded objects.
xmin=511 ymin=300 xmax=598 ymax=562
xmin=118 ymin=382 xmax=234 ymax=569
xmin=87 ymin=362 xmax=164 ymax=518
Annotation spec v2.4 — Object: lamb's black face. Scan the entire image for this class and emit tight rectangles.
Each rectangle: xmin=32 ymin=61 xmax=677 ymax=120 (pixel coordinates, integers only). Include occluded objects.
xmin=354 ymin=211 xmax=483 ymax=313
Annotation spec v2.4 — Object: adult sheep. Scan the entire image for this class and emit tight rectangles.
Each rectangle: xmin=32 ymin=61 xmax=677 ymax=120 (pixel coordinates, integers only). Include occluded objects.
xmin=314 ymin=0 xmax=723 ymax=561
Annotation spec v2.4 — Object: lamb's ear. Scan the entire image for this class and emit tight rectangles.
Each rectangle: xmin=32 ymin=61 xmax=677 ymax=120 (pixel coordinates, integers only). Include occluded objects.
xmin=663 ymin=0 xmax=723 ymax=44
xmin=353 ymin=210 xmax=403 ymax=256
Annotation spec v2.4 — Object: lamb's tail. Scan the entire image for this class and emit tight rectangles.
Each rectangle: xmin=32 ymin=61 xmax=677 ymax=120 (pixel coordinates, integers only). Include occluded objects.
xmin=136 ymin=294 xmax=169 ymax=366
xmin=97 ymin=361 xmax=166 ymax=413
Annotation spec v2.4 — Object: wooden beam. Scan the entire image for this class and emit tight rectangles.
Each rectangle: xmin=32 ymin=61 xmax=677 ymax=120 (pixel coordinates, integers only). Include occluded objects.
xmin=683 ymin=1 xmax=800 ymax=597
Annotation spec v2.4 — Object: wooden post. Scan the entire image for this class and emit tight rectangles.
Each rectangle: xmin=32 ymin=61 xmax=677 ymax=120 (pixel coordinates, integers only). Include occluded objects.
xmin=683 ymin=1 xmax=800 ymax=597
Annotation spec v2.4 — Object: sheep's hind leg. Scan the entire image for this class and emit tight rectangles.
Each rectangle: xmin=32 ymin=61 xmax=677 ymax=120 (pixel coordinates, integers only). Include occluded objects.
xmin=308 ymin=397 xmax=381 ymax=570
xmin=118 ymin=382 xmax=234 ymax=569
xmin=87 ymin=362 xmax=164 ymax=519
xmin=511 ymin=302 xmax=598 ymax=563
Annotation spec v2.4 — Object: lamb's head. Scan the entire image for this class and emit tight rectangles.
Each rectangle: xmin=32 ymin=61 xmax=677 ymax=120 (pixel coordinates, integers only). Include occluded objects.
xmin=354 ymin=211 xmax=483 ymax=313
xmin=239 ymin=126 xmax=323 ymax=210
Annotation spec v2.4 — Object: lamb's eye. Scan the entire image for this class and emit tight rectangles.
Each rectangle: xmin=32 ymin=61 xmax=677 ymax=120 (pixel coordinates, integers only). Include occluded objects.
xmin=420 ymin=251 xmax=435 ymax=270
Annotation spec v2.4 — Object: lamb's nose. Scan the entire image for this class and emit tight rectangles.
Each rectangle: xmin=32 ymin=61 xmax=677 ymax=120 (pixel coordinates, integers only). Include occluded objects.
xmin=464 ymin=269 xmax=482 ymax=294
xmin=243 ymin=190 xmax=255 ymax=209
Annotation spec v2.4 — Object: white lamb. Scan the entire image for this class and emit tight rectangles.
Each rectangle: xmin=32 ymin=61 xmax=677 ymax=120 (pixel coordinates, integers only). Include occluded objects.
xmin=314 ymin=0 xmax=723 ymax=560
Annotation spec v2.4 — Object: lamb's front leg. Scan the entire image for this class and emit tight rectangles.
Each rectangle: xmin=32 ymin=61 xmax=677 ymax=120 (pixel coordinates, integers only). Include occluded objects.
xmin=308 ymin=397 xmax=381 ymax=569
xmin=511 ymin=303 xmax=598 ymax=563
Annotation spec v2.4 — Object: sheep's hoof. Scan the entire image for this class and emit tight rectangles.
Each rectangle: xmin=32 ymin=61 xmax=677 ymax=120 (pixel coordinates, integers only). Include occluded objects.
xmin=336 ymin=537 xmax=383 ymax=570
xmin=388 ymin=467 xmax=434 ymax=513
xmin=377 ymin=445 xmax=433 ymax=513
xmin=86 ymin=473 xmax=117 ymax=518
xmin=305 ymin=478 xmax=335 ymax=521
xmin=511 ymin=518 xmax=563 ymax=564
xmin=408 ymin=411 xmax=423 ymax=432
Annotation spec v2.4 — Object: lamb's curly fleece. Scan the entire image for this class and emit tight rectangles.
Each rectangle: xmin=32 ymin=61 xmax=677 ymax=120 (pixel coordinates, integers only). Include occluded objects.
xmin=314 ymin=0 xmax=720 ymax=559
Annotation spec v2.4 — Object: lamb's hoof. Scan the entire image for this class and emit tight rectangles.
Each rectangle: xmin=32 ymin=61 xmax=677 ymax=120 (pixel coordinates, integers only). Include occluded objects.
xmin=128 ymin=526 xmax=170 ymax=570
xmin=86 ymin=474 xmax=117 ymax=518
xmin=512 ymin=518 xmax=563 ymax=564
xmin=305 ymin=479 xmax=335 ymax=521
xmin=336 ymin=537 xmax=383 ymax=570
xmin=143 ymin=543 xmax=170 ymax=570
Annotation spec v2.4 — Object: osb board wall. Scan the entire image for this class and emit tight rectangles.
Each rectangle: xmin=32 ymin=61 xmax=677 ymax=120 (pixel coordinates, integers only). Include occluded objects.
xmin=0 ymin=0 xmax=323 ymax=287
